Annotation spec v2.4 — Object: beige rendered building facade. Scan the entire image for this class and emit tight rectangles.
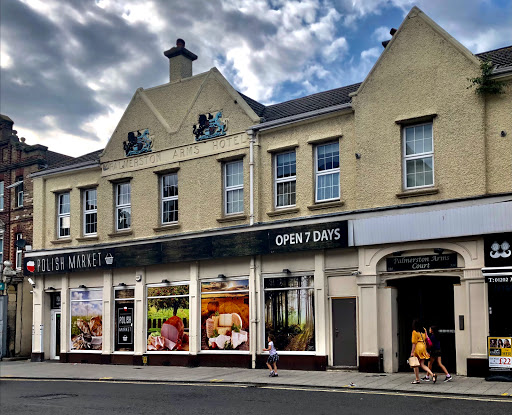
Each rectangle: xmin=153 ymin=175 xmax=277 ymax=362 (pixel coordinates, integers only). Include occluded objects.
xmin=25 ymin=8 xmax=512 ymax=376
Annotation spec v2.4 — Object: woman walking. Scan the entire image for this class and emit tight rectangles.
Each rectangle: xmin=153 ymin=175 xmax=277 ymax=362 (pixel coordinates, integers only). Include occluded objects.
xmin=411 ymin=319 xmax=436 ymax=384
xmin=423 ymin=326 xmax=452 ymax=382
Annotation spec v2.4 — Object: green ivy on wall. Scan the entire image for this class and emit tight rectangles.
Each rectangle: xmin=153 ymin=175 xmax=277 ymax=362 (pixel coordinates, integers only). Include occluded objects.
xmin=468 ymin=61 xmax=506 ymax=95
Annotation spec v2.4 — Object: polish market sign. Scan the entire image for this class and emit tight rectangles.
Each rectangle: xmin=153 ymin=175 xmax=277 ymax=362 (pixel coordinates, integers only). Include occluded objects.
xmin=488 ymin=337 xmax=512 ymax=371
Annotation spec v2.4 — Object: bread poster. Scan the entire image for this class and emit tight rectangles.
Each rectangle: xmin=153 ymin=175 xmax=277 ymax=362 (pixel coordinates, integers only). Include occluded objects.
xmin=70 ymin=289 xmax=103 ymax=351
xmin=201 ymin=280 xmax=249 ymax=351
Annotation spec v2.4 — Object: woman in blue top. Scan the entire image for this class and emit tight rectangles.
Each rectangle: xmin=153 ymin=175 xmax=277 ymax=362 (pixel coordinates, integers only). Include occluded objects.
xmin=423 ymin=326 xmax=452 ymax=382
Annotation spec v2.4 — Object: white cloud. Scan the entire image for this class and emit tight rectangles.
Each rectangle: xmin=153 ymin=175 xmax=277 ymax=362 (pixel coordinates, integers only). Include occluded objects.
xmin=322 ymin=37 xmax=349 ymax=63
xmin=373 ymin=26 xmax=392 ymax=42
xmin=0 ymin=47 xmax=13 ymax=69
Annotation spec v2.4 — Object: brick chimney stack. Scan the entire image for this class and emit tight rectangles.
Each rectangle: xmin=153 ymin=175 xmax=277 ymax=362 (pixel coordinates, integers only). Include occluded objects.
xmin=163 ymin=38 xmax=198 ymax=82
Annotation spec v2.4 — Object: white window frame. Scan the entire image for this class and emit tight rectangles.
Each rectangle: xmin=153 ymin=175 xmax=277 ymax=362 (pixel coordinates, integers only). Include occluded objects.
xmin=115 ymin=182 xmax=131 ymax=231
xmin=15 ymin=177 xmax=23 ymax=207
xmin=15 ymin=233 xmax=22 ymax=270
xmin=402 ymin=122 xmax=435 ymax=190
xmin=83 ymin=188 xmax=97 ymax=236
xmin=57 ymin=192 xmax=71 ymax=239
xmin=224 ymin=160 xmax=244 ymax=215
xmin=315 ymin=141 xmax=340 ymax=203
xmin=161 ymin=173 xmax=178 ymax=225
xmin=0 ymin=181 xmax=4 ymax=211
xmin=274 ymin=151 xmax=296 ymax=208
xmin=0 ymin=234 xmax=4 ymax=266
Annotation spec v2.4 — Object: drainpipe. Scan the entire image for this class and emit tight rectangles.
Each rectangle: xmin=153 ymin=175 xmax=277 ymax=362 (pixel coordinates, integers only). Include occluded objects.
xmin=248 ymin=129 xmax=256 ymax=225
xmin=250 ymin=256 xmax=256 ymax=369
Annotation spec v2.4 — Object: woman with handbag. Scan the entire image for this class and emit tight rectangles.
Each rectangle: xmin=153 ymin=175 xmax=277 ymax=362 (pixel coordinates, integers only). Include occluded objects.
xmin=423 ymin=326 xmax=452 ymax=382
xmin=410 ymin=319 xmax=436 ymax=384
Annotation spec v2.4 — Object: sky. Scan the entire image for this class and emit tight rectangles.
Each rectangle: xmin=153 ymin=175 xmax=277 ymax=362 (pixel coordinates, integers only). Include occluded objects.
xmin=1 ymin=0 xmax=511 ymax=158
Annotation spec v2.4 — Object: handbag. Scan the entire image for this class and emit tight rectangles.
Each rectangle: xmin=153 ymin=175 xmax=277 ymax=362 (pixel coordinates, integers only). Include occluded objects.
xmin=408 ymin=356 xmax=420 ymax=367
xmin=422 ymin=332 xmax=433 ymax=349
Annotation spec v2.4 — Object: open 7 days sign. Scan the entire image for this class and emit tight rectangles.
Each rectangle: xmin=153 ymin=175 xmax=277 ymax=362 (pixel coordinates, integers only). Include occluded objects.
xmin=24 ymin=221 xmax=349 ymax=276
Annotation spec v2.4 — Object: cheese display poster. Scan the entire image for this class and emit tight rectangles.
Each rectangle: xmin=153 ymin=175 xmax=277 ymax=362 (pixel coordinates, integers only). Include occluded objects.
xmin=264 ymin=276 xmax=315 ymax=352
xmin=70 ymin=289 xmax=103 ymax=351
xmin=201 ymin=280 xmax=250 ymax=351
xmin=488 ymin=337 xmax=512 ymax=371
xmin=147 ymin=285 xmax=190 ymax=351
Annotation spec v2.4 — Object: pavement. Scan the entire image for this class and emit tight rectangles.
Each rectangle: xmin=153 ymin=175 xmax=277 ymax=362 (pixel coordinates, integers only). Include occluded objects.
xmin=1 ymin=359 xmax=512 ymax=398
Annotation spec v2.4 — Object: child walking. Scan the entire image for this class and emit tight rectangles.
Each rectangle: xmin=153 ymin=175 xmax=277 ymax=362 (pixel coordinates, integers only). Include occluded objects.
xmin=263 ymin=334 xmax=279 ymax=377
xmin=423 ymin=326 xmax=452 ymax=382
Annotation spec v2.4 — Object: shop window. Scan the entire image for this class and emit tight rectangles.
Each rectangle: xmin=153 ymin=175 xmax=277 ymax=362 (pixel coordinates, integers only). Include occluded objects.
xmin=115 ymin=288 xmax=135 ymax=352
xmin=161 ymin=173 xmax=178 ymax=224
xmin=201 ymin=278 xmax=249 ymax=351
xmin=70 ymin=288 xmax=103 ymax=351
xmin=15 ymin=176 xmax=23 ymax=207
xmin=147 ymin=284 xmax=189 ymax=351
xmin=403 ymin=123 xmax=434 ymax=189
xmin=15 ymin=233 xmax=22 ymax=270
xmin=224 ymin=160 xmax=244 ymax=215
xmin=83 ymin=189 xmax=97 ymax=236
xmin=315 ymin=142 xmax=339 ymax=202
xmin=115 ymin=182 xmax=131 ymax=231
xmin=264 ymin=275 xmax=315 ymax=351
xmin=58 ymin=192 xmax=71 ymax=238
xmin=0 ymin=180 xmax=4 ymax=210
xmin=275 ymin=151 xmax=296 ymax=208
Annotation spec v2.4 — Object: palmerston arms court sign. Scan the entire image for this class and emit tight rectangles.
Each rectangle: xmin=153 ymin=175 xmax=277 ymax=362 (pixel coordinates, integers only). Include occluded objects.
xmin=24 ymin=221 xmax=348 ymax=276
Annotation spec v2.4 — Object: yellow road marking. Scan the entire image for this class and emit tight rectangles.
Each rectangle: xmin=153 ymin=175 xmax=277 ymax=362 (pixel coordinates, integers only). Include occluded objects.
xmin=99 ymin=377 xmax=113 ymax=380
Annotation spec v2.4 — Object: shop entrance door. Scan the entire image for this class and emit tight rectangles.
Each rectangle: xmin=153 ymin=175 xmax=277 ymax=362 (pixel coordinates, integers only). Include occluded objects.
xmin=50 ymin=310 xmax=61 ymax=360
xmin=332 ymin=298 xmax=357 ymax=367
xmin=388 ymin=276 xmax=459 ymax=373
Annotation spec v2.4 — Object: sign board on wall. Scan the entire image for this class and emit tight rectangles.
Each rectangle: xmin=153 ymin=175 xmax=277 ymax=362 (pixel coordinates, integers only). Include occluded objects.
xmin=25 ymin=221 xmax=349 ymax=275
xmin=488 ymin=336 xmax=512 ymax=371
xmin=386 ymin=254 xmax=458 ymax=272
xmin=484 ymin=233 xmax=512 ymax=268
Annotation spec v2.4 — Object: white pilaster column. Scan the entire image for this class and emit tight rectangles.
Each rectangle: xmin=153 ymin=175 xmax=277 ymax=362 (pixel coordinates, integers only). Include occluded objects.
xmin=314 ymin=251 xmax=327 ymax=356
xmin=358 ymin=275 xmax=379 ymax=359
xmin=378 ymin=286 xmax=398 ymax=372
xmin=465 ymin=269 xmax=488 ymax=356
xmin=32 ymin=276 xmax=45 ymax=356
xmin=60 ymin=274 xmax=69 ymax=355
xmin=134 ymin=268 xmax=146 ymax=355
xmin=189 ymin=262 xmax=199 ymax=354
xmin=102 ymin=270 xmax=113 ymax=354
xmin=454 ymin=280 xmax=468 ymax=375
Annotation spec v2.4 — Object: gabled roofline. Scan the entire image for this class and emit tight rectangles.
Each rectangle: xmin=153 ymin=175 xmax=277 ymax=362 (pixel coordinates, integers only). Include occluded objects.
xmin=351 ymin=6 xmax=482 ymax=98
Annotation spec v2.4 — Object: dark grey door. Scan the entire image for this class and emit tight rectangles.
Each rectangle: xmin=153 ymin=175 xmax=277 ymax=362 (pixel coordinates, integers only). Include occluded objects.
xmin=332 ymin=298 xmax=357 ymax=366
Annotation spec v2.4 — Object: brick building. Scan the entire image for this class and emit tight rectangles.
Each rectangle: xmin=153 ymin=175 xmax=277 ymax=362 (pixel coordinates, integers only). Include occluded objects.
xmin=0 ymin=114 xmax=73 ymax=357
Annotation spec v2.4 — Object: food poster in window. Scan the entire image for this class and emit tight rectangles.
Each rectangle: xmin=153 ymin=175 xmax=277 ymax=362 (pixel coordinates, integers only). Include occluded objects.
xmin=70 ymin=290 xmax=103 ymax=351
xmin=201 ymin=280 xmax=249 ymax=351
xmin=147 ymin=285 xmax=189 ymax=351
xmin=264 ymin=276 xmax=315 ymax=351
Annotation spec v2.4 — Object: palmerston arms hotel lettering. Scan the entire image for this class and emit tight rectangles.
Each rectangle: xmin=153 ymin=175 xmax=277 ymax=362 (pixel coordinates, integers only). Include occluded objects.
xmin=102 ymin=132 xmax=248 ymax=176
xmin=25 ymin=221 xmax=348 ymax=275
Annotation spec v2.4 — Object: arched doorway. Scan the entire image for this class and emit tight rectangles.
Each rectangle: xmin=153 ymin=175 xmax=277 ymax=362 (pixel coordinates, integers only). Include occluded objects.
xmin=387 ymin=275 xmax=460 ymax=373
